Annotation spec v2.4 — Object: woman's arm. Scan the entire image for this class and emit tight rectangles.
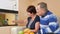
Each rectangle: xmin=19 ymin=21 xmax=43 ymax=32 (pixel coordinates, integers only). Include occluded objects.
xmin=12 ymin=19 xmax=27 ymax=24
xmin=30 ymin=22 xmax=40 ymax=32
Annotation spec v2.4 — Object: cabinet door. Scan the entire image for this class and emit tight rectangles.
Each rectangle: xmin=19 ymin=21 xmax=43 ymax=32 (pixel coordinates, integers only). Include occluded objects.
xmin=0 ymin=14 xmax=5 ymax=26
xmin=0 ymin=0 xmax=18 ymax=11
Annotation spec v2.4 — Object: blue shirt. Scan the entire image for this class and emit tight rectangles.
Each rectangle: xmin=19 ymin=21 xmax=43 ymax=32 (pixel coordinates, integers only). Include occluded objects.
xmin=40 ymin=10 xmax=59 ymax=33
xmin=40 ymin=10 xmax=57 ymax=25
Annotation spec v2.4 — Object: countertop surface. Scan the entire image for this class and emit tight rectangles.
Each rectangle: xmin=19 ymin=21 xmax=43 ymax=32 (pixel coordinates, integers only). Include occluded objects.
xmin=0 ymin=26 xmax=26 ymax=34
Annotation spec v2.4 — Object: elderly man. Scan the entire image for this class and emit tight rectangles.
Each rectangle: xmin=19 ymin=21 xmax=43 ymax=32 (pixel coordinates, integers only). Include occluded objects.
xmin=36 ymin=2 xmax=59 ymax=34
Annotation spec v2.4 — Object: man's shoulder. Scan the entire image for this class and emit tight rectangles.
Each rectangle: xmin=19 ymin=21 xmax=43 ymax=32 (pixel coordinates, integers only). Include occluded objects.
xmin=45 ymin=11 xmax=57 ymax=19
xmin=45 ymin=14 xmax=57 ymax=20
xmin=41 ymin=13 xmax=57 ymax=21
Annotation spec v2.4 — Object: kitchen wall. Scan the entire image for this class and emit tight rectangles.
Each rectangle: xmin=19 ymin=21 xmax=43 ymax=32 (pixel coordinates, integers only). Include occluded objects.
xmin=18 ymin=0 xmax=33 ymax=26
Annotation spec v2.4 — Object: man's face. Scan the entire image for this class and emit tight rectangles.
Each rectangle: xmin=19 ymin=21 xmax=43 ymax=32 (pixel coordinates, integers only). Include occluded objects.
xmin=36 ymin=5 xmax=46 ymax=16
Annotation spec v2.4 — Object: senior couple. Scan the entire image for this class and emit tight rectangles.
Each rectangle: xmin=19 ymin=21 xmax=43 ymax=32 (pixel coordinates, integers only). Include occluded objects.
xmin=15 ymin=2 xmax=59 ymax=34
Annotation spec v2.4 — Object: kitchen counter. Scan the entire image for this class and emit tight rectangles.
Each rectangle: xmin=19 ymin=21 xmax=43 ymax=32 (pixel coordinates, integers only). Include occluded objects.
xmin=0 ymin=26 xmax=25 ymax=34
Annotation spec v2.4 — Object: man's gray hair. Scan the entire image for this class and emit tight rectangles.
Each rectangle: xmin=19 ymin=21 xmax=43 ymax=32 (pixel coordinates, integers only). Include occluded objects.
xmin=38 ymin=2 xmax=48 ymax=11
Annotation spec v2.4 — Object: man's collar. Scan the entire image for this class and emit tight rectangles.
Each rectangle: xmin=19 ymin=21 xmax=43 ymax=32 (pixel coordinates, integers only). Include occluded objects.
xmin=41 ymin=10 xmax=49 ymax=18
xmin=41 ymin=10 xmax=52 ymax=18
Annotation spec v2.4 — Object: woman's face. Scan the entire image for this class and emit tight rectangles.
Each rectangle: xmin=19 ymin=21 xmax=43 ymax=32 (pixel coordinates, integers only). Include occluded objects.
xmin=27 ymin=12 xmax=33 ymax=17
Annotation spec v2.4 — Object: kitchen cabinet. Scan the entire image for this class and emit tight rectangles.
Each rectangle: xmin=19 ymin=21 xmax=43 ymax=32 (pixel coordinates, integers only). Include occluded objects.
xmin=0 ymin=0 xmax=18 ymax=11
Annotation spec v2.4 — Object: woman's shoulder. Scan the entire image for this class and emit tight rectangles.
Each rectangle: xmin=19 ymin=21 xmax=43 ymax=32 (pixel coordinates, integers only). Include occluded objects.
xmin=27 ymin=17 xmax=31 ymax=21
xmin=35 ymin=15 xmax=40 ymax=22
xmin=32 ymin=15 xmax=40 ymax=24
xmin=36 ymin=15 xmax=40 ymax=19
